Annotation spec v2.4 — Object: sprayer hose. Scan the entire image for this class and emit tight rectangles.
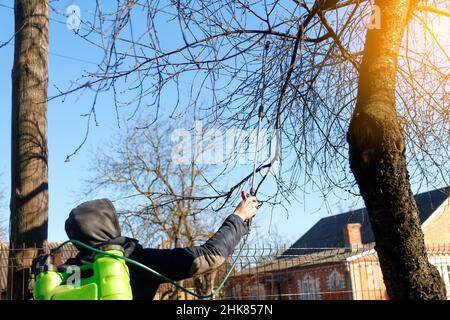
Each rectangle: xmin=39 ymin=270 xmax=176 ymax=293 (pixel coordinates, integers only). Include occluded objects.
xmin=52 ymin=238 xmax=246 ymax=299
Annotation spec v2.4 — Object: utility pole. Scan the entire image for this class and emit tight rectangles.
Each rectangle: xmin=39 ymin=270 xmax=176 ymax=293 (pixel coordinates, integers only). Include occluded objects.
xmin=8 ymin=0 xmax=49 ymax=300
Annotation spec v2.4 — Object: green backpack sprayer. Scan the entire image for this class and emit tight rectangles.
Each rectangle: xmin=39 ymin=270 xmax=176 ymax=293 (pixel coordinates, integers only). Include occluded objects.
xmin=33 ymin=243 xmax=132 ymax=300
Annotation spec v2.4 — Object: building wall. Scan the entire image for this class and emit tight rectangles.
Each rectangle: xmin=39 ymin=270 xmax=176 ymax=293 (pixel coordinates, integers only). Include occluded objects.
xmin=289 ymin=264 xmax=350 ymax=300
xmin=227 ymin=274 xmax=266 ymax=300
xmin=227 ymin=263 xmax=351 ymax=300
xmin=347 ymin=253 xmax=388 ymax=300
xmin=348 ymin=249 xmax=450 ymax=300
xmin=228 ymin=249 xmax=450 ymax=301
xmin=423 ymin=199 xmax=450 ymax=245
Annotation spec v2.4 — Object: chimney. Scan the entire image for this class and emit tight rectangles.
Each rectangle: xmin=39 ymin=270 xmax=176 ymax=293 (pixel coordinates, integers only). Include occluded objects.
xmin=343 ymin=223 xmax=363 ymax=250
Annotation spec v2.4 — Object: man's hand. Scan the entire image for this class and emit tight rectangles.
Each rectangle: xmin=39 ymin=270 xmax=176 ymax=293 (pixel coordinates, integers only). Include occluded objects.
xmin=233 ymin=196 xmax=259 ymax=222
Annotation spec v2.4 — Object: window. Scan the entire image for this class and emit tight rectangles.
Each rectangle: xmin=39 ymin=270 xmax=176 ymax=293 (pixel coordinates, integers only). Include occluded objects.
xmin=434 ymin=264 xmax=450 ymax=299
xmin=429 ymin=256 xmax=450 ymax=300
xmin=230 ymin=284 xmax=241 ymax=299
xmin=328 ymin=269 xmax=345 ymax=291
xmin=297 ymin=273 xmax=322 ymax=300
xmin=248 ymin=284 xmax=266 ymax=300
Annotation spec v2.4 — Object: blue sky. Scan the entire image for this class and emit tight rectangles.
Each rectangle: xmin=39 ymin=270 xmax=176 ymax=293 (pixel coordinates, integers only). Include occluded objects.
xmin=0 ymin=0 xmax=336 ymax=245
xmin=0 ymin=1 xmax=133 ymax=241
xmin=0 ymin=1 xmax=446 ymax=246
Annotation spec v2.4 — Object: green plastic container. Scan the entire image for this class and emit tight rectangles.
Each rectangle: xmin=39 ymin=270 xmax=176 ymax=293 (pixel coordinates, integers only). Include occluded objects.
xmin=34 ymin=246 xmax=133 ymax=300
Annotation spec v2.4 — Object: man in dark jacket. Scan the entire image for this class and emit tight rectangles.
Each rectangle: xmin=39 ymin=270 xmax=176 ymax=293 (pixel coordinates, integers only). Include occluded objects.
xmin=64 ymin=196 xmax=258 ymax=300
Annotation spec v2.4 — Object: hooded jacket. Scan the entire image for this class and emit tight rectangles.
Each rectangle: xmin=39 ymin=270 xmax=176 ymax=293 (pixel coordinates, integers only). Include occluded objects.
xmin=64 ymin=199 xmax=248 ymax=300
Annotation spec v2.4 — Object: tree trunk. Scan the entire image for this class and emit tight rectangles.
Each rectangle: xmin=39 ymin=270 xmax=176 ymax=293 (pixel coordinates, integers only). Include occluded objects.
xmin=347 ymin=0 xmax=446 ymax=299
xmin=8 ymin=0 xmax=49 ymax=300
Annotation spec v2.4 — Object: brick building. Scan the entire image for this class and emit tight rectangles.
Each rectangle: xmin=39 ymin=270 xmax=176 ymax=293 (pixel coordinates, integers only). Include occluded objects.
xmin=227 ymin=186 xmax=450 ymax=300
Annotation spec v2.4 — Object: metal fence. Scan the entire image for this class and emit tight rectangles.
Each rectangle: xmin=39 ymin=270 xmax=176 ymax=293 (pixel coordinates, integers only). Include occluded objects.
xmin=1 ymin=242 xmax=449 ymax=300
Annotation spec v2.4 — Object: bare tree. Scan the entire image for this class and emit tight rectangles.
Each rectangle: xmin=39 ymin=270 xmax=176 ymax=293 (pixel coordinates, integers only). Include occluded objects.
xmin=8 ymin=0 xmax=49 ymax=300
xmin=347 ymin=0 xmax=446 ymax=299
xmin=84 ymin=120 xmax=223 ymax=298
xmin=50 ymin=0 xmax=448 ymax=298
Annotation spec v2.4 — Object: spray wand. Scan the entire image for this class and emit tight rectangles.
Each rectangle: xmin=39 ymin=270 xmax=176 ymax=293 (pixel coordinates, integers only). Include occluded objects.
xmin=241 ymin=40 xmax=270 ymax=231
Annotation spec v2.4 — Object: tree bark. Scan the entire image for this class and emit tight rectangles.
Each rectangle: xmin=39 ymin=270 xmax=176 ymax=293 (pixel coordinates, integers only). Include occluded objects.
xmin=347 ymin=0 xmax=446 ymax=299
xmin=8 ymin=0 xmax=49 ymax=300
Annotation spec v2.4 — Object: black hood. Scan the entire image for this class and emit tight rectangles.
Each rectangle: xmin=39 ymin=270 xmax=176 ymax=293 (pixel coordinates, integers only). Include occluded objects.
xmin=65 ymin=199 xmax=121 ymax=253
